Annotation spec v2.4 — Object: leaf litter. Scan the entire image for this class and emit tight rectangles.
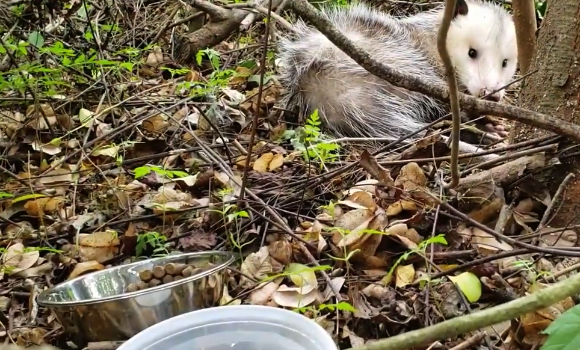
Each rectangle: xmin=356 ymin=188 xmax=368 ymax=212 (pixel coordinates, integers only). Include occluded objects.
xmin=0 ymin=1 xmax=575 ymax=350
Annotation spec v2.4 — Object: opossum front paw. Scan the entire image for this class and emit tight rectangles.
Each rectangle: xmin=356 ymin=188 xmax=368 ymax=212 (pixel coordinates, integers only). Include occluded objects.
xmin=483 ymin=123 xmax=509 ymax=139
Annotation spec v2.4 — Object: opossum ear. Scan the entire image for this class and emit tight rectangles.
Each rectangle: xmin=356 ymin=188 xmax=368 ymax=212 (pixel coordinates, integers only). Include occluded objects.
xmin=453 ymin=0 xmax=469 ymax=18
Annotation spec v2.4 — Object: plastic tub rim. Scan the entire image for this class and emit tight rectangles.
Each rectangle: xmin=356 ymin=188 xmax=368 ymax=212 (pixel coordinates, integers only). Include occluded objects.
xmin=116 ymin=304 xmax=338 ymax=350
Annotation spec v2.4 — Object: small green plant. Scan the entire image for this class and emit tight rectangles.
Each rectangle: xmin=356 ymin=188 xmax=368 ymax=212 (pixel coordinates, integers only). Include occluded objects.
xmin=261 ymin=264 xmax=333 ymax=283
xmin=294 ymin=301 xmax=357 ymax=316
xmin=133 ymin=165 xmax=189 ymax=179
xmin=136 ymin=231 xmax=170 ymax=257
xmin=510 ymin=259 xmax=552 ymax=286
xmin=207 ymin=203 xmax=254 ymax=256
xmin=319 ymin=199 xmax=337 ymax=218
xmin=286 ymin=109 xmax=341 ymax=168
xmin=379 ymin=233 xmax=448 ymax=285
xmin=324 ymin=226 xmax=361 ymax=273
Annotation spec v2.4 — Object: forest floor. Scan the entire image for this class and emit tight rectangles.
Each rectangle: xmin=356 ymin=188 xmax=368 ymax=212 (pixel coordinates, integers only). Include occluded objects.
xmin=0 ymin=1 xmax=576 ymax=350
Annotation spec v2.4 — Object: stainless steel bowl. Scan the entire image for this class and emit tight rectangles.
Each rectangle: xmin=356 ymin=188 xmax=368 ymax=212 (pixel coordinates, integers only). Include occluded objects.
xmin=37 ymin=251 xmax=234 ymax=346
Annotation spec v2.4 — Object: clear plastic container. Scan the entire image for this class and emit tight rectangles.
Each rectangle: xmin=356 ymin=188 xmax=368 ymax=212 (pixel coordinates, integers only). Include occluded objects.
xmin=116 ymin=305 xmax=338 ymax=350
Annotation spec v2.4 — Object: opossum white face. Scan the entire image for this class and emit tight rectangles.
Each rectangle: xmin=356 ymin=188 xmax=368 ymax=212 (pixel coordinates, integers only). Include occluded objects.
xmin=446 ymin=0 xmax=518 ymax=102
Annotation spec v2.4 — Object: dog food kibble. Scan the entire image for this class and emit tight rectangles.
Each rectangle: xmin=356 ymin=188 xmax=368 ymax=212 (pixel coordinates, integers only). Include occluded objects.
xmin=136 ymin=280 xmax=148 ymax=290
xmin=149 ymin=278 xmax=162 ymax=287
xmin=165 ymin=262 xmax=186 ymax=276
xmin=127 ymin=261 xmax=216 ymax=293
xmin=152 ymin=266 xmax=166 ymax=279
xmin=127 ymin=283 xmax=139 ymax=293
xmin=139 ymin=269 xmax=153 ymax=282
xmin=182 ymin=266 xmax=202 ymax=277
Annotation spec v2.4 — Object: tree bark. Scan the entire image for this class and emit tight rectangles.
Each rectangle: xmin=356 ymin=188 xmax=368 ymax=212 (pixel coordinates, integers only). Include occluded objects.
xmin=512 ymin=0 xmax=537 ymax=75
xmin=508 ymin=0 xmax=580 ymax=227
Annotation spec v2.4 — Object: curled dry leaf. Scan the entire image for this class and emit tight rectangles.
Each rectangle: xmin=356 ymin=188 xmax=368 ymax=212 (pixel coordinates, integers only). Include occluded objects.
xmin=249 ymin=278 xmax=282 ymax=305
xmin=2 ymin=242 xmax=39 ymax=276
xmin=38 ymin=168 xmax=77 ymax=186
xmin=386 ymin=200 xmax=418 ymax=216
xmin=24 ymin=196 xmax=66 ymax=218
xmin=253 ymin=152 xmax=274 ymax=173
xmin=269 ymin=240 xmax=293 ymax=265
xmin=268 ymin=153 xmax=284 ymax=171
xmin=68 ymin=231 xmax=121 ymax=263
xmin=338 ymin=190 xmax=376 ymax=211
xmin=470 ymin=227 xmax=513 ymax=254
xmin=25 ymin=104 xmax=57 ymax=130
xmin=359 ymin=150 xmax=395 ymax=188
xmin=332 ymin=208 xmax=375 ymax=248
xmin=31 ymin=140 xmax=61 ymax=156
xmin=286 ymin=263 xmax=318 ymax=288
xmin=322 ymin=277 xmax=345 ymax=302
xmin=220 ymin=283 xmax=242 ymax=306
xmin=537 ymin=227 xmax=578 ymax=248
xmin=394 ymin=162 xmax=438 ymax=207
xmin=272 ymin=283 xmax=319 ymax=309
xmin=395 ymin=264 xmax=415 ymax=288
xmin=240 ymin=246 xmax=273 ymax=288
xmin=67 ymin=261 xmax=105 ymax=280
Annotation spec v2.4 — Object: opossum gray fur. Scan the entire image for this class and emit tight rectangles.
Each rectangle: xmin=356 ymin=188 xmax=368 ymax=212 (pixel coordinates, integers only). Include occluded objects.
xmin=277 ymin=0 xmax=518 ymax=156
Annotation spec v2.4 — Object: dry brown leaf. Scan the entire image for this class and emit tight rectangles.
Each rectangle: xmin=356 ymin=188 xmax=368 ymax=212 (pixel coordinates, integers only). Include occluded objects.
xmin=145 ymin=47 xmax=164 ymax=67
xmin=340 ymin=190 xmax=376 ymax=211
xmin=395 ymin=264 xmax=415 ymax=288
xmin=333 ymin=209 xmax=376 ymax=248
xmin=71 ymin=231 xmax=121 ymax=263
xmin=359 ymin=150 xmax=395 ymax=188
xmin=268 ymin=153 xmax=284 ymax=171
xmin=386 ymin=199 xmax=418 ymax=216
xmin=269 ymin=240 xmax=293 ymax=265
xmin=394 ymin=162 xmax=438 ymax=207
xmin=254 ymin=152 xmax=274 ymax=173
xmin=38 ymin=168 xmax=76 ymax=186
xmin=248 ymin=278 xmax=282 ymax=305
xmin=2 ymin=242 xmax=39 ymax=276
xmin=538 ymin=227 xmax=577 ymax=248
xmin=470 ymin=227 xmax=513 ymax=254
xmin=67 ymin=261 xmax=105 ymax=280
xmin=240 ymin=246 xmax=273 ymax=288
xmin=142 ymin=114 xmax=170 ymax=134
xmin=272 ymin=284 xmax=319 ymax=308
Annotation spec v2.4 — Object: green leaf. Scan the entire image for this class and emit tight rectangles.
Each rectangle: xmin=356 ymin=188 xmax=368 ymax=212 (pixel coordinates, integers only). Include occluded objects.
xmin=541 ymin=304 xmax=580 ymax=350
xmin=49 ymin=137 xmax=62 ymax=146
xmin=133 ymin=166 xmax=152 ymax=179
xmin=0 ymin=192 xmax=14 ymax=199
xmin=28 ymin=31 xmax=45 ymax=49
xmin=336 ymin=301 xmax=356 ymax=312
xmin=13 ymin=193 xmax=46 ymax=203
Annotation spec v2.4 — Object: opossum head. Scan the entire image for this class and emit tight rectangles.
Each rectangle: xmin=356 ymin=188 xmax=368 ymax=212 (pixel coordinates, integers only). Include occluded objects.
xmin=447 ymin=0 xmax=517 ymax=102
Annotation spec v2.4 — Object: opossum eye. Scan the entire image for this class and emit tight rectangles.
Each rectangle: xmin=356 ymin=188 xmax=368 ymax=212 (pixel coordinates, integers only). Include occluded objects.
xmin=502 ymin=59 xmax=508 ymax=68
xmin=468 ymin=48 xmax=477 ymax=59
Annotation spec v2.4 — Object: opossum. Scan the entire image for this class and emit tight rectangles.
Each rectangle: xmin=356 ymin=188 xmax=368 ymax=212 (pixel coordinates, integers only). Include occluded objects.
xmin=277 ymin=0 xmax=518 ymax=154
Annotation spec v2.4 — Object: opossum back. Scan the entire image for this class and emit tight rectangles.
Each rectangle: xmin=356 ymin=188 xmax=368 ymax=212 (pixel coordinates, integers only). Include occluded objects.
xmin=277 ymin=3 xmax=446 ymax=139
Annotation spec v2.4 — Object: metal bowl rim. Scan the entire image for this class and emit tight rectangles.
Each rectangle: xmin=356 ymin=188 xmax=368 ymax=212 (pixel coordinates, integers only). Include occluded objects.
xmin=36 ymin=250 xmax=235 ymax=307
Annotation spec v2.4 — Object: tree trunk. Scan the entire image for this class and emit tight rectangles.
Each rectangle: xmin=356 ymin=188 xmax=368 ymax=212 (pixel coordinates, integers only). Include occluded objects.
xmin=508 ymin=0 xmax=580 ymax=227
